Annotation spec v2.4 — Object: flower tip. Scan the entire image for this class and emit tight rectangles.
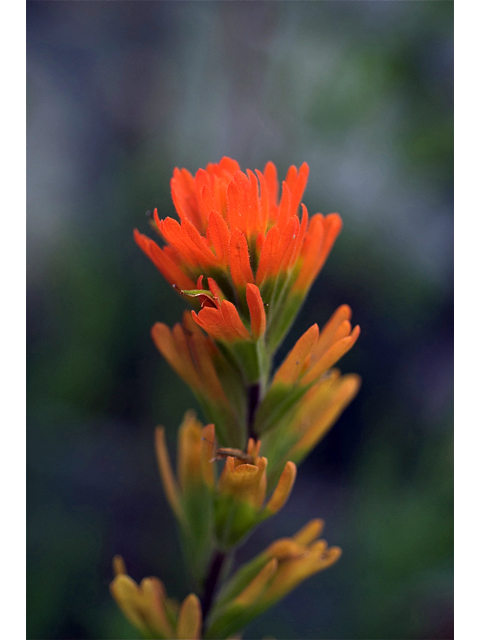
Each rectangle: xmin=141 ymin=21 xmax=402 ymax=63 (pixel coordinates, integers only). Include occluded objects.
xmin=342 ymin=373 xmax=362 ymax=399
xmin=151 ymin=321 xmax=168 ymax=342
xmin=328 ymin=212 xmax=343 ymax=230
xmin=265 ymin=461 xmax=297 ymax=515
xmin=322 ymin=545 xmax=343 ymax=568
xmin=177 ymin=593 xmax=202 ymax=640
xmin=113 ymin=555 xmax=127 ymax=577
xmin=351 ymin=324 xmax=361 ymax=342
xmin=293 ymin=518 xmax=325 ymax=545
xmin=337 ymin=304 xmax=352 ymax=321
xmin=133 ymin=228 xmax=149 ymax=251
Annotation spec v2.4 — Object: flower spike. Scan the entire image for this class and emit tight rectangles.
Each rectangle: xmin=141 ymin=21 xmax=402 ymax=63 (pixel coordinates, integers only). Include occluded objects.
xmin=126 ymin=157 xmax=361 ymax=640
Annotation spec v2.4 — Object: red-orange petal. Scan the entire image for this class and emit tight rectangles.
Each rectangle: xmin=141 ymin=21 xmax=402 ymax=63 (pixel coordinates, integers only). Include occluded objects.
xmin=277 ymin=216 xmax=301 ymax=275
xmin=229 ymin=229 xmax=255 ymax=290
xmin=227 ymin=178 xmax=247 ymax=236
xmin=181 ymin=217 xmax=219 ymax=268
xmin=133 ymin=229 xmax=195 ymax=290
xmin=206 ymin=211 xmax=231 ymax=268
xmin=264 ymin=161 xmax=279 ymax=210
xmin=158 ymin=216 xmax=201 ymax=268
xmin=246 ymin=283 xmax=266 ymax=339
xmin=221 ymin=300 xmax=251 ymax=340
xmin=255 ymin=225 xmax=280 ymax=286
xmin=276 ymin=181 xmax=292 ymax=229
xmin=255 ymin=169 xmax=270 ymax=236
xmin=316 ymin=213 xmax=343 ymax=272
xmin=192 ymin=309 xmax=227 ymax=341
xmin=219 ymin=156 xmax=241 ymax=175
xmin=289 ymin=162 xmax=309 ymax=215
xmin=292 ymin=214 xmax=326 ymax=292
xmin=246 ymin=169 xmax=261 ymax=237
xmin=288 ymin=203 xmax=309 ymax=269
xmin=206 ymin=277 xmax=225 ymax=301
xmin=192 ymin=300 xmax=250 ymax=343
xmin=171 ymin=168 xmax=202 ymax=231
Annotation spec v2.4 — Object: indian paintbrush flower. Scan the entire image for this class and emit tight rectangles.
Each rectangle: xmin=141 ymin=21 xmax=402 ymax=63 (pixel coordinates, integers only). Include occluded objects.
xmin=112 ymin=157 xmax=360 ymax=639
xmin=134 ymin=158 xmax=342 ymax=352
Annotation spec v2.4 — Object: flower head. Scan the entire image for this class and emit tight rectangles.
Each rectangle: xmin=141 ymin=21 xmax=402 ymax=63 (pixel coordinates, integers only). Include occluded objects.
xmin=135 ymin=158 xmax=342 ymax=351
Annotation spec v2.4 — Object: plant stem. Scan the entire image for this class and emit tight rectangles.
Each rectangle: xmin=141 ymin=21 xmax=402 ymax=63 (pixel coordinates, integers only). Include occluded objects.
xmin=201 ymin=550 xmax=226 ymax=631
xmin=247 ymin=382 xmax=261 ymax=441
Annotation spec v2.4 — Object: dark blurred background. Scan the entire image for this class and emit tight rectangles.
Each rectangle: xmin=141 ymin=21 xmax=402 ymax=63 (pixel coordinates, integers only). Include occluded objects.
xmin=27 ymin=2 xmax=453 ymax=639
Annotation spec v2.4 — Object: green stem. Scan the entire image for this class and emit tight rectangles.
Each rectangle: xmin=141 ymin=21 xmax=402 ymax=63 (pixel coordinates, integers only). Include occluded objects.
xmin=201 ymin=550 xmax=227 ymax=633
xmin=247 ymin=382 xmax=261 ymax=441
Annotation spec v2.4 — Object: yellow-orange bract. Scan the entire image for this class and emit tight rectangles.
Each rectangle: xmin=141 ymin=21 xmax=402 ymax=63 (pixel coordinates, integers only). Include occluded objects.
xmin=135 ymin=158 xmax=343 ymax=348
xmin=271 ymin=304 xmax=360 ymax=388
xmin=205 ymin=519 xmax=341 ymax=638
xmin=154 ymin=414 xmax=297 ymax=548
xmin=110 ymin=556 xmax=202 ymax=640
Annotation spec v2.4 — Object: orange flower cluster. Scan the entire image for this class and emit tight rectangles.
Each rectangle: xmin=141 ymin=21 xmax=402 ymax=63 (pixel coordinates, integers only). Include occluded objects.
xmin=135 ymin=157 xmax=343 ymax=350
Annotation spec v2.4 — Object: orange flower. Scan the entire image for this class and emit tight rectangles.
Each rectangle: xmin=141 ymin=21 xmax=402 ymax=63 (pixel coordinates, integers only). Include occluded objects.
xmin=135 ymin=158 xmax=343 ymax=351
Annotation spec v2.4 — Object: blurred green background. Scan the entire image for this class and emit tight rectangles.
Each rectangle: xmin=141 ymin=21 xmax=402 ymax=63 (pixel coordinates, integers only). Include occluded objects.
xmin=27 ymin=1 xmax=453 ymax=639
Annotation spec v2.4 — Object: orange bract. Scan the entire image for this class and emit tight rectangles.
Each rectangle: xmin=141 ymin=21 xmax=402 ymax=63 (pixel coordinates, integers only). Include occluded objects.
xmin=134 ymin=158 xmax=342 ymax=304
xmin=272 ymin=304 xmax=361 ymax=388
xmin=191 ymin=282 xmax=266 ymax=343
